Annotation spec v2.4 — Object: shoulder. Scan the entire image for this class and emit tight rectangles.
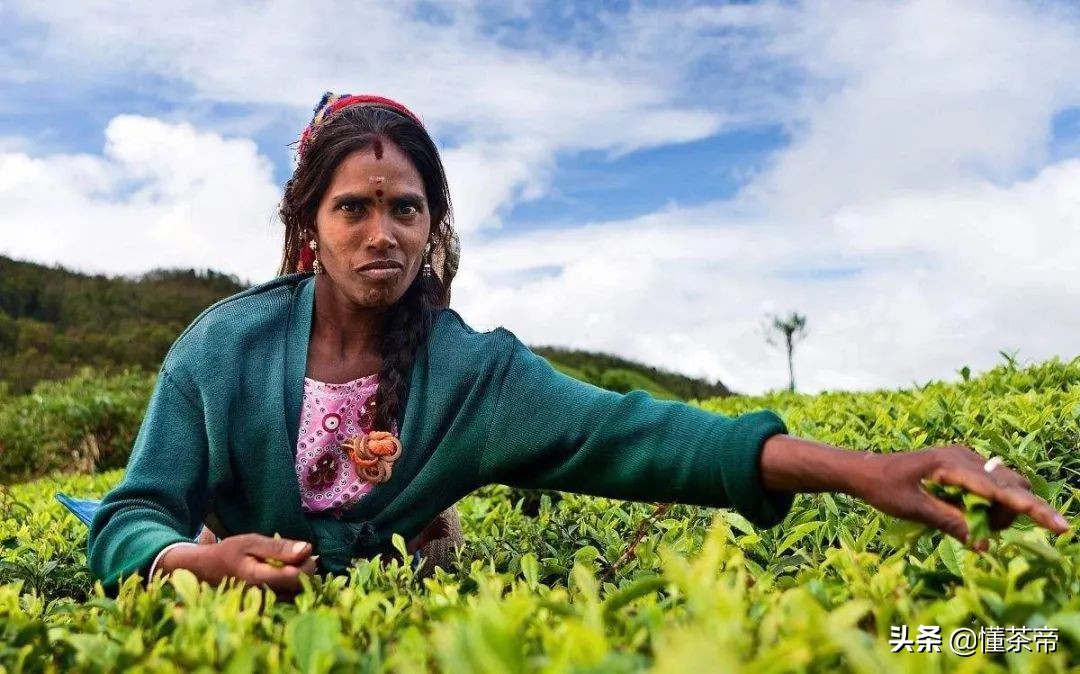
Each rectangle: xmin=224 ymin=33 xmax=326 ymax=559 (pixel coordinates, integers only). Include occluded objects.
xmin=162 ymin=272 xmax=308 ymax=373
xmin=429 ymin=307 xmax=520 ymax=358
xmin=427 ymin=308 xmax=543 ymax=388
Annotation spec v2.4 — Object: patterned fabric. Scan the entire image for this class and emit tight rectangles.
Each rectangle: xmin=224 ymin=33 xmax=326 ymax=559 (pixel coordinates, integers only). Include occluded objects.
xmin=296 ymin=373 xmax=397 ymax=516
xmin=298 ymin=92 xmax=424 ymax=160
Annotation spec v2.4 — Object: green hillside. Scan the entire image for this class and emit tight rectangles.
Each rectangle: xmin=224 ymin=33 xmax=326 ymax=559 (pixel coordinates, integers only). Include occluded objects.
xmin=0 ymin=255 xmax=727 ymax=400
xmin=534 ymin=346 xmax=731 ymax=400
xmin=0 ymin=256 xmax=247 ymax=394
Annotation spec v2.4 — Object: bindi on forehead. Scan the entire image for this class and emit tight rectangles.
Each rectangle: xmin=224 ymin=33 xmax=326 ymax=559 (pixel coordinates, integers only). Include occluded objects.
xmin=369 ymin=176 xmax=386 ymax=202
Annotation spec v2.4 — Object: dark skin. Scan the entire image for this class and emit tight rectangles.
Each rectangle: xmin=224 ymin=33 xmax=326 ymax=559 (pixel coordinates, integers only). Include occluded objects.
xmin=162 ymin=140 xmax=1071 ymax=596
xmin=160 ymin=139 xmax=447 ymax=596
xmin=760 ymin=436 xmax=1069 ymax=550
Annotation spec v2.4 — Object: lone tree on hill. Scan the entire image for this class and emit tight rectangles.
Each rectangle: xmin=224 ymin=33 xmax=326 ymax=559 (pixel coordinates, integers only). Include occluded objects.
xmin=764 ymin=311 xmax=808 ymax=393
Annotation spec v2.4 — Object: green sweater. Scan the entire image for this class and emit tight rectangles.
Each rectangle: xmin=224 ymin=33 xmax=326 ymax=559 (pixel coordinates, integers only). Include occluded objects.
xmin=87 ymin=272 xmax=794 ymax=590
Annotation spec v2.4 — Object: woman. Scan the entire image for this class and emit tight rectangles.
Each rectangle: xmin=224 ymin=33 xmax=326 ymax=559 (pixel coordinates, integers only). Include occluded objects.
xmin=86 ymin=92 xmax=1069 ymax=597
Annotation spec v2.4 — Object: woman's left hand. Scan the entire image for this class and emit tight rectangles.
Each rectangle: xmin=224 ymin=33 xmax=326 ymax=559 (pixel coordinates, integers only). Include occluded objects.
xmin=853 ymin=444 xmax=1070 ymax=549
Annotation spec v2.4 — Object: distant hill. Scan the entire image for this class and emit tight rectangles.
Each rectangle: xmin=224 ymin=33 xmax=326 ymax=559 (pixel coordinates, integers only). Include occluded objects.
xmin=0 ymin=256 xmax=248 ymax=394
xmin=533 ymin=346 xmax=732 ymax=401
xmin=0 ymin=255 xmax=732 ymax=400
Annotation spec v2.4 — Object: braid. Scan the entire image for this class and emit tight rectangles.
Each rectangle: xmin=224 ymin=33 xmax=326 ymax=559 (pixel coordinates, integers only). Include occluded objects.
xmin=373 ymin=273 xmax=439 ymax=432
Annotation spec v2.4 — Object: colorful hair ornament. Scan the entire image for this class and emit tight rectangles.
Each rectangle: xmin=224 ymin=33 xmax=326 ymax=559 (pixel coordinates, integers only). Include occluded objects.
xmin=297 ymin=91 xmax=424 ymax=160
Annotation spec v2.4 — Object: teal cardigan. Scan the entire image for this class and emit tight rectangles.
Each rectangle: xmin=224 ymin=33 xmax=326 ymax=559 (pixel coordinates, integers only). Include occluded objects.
xmin=87 ymin=273 xmax=793 ymax=590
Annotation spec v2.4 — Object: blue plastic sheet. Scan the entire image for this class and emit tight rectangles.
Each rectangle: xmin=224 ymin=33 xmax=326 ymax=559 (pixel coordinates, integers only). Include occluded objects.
xmin=56 ymin=492 xmax=208 ymax=542
xmin=55 ymin=491 xmax=422 ymax=569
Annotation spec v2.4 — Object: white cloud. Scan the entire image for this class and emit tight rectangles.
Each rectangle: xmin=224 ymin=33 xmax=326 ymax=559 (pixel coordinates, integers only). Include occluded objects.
xmin=3 ymin=0 xmax=1080 ymax=394
xmin=450 ymin=0 xmax=1080 ymax=394
xmin=7 ymin=0 xmax=729 ymax=233
xmin=741 ymin=0 xmax=1080 ymax=218
xmin=1 ymin=115 xmax=282 ymax=282
xmin=440 ymin=139 xmax=553 ymax=233
xmin=455 ymin=156 xmax=1080 ymax=394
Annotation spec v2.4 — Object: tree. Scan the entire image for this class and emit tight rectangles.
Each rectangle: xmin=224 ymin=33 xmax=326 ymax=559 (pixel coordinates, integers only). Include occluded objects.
xmin=764 ymin=311 xmax=808 ymax=393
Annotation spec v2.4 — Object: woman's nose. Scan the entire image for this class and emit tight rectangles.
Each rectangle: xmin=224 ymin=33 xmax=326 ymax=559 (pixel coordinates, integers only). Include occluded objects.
xmin=364 ymin=211 xmax=397 ymax=249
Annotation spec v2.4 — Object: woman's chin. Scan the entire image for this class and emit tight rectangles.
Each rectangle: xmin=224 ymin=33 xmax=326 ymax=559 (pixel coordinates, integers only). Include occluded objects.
xmin=353 ymin=284 xmax=406 ymax=308
xmin=319 ymin=274 xmax=410 ymax=309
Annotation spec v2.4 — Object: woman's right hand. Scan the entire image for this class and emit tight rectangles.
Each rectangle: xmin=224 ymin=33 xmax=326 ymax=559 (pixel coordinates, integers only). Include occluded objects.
xmin=159 ymin=533 xmax=318 ymax=597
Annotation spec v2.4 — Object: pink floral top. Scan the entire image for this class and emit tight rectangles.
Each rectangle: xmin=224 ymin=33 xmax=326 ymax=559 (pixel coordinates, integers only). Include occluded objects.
xmin=148 ymin=372 xmax=400 ymax=580
xmin=295 ymin=373 xmax=398 ymax=517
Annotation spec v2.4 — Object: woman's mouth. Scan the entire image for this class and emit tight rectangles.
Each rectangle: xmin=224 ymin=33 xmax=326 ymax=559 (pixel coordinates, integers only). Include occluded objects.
xmin=356 ymin=266 xmax=403 ymax=281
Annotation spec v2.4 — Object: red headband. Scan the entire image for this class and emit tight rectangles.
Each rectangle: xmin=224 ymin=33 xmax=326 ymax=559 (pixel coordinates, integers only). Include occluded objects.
xmin=297 ymin=92 xmax=424 ymax=159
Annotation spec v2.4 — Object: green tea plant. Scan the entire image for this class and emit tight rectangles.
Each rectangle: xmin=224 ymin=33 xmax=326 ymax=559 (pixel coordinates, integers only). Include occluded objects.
xmin=0 ymin=368 xmax=153 ymax=484
xmin=0 ymin=354 xmax=1078 ymax=672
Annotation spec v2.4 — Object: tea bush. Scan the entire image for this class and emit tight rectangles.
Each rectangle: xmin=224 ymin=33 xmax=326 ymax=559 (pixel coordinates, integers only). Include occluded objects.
xmin=1 ymin=355 xmax=1078 ymax=672
xmin=0 ymin=368 xmax=153 ymax=484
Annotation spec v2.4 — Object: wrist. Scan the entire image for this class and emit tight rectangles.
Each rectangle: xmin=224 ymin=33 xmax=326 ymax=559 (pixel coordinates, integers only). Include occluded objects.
xmin=158 ymin=543 xmax=204 ymax=575
xmin=841 ymin=450 xmax=887 ymax=500
xmin=761 ymin=434 xmax=880 ymax=496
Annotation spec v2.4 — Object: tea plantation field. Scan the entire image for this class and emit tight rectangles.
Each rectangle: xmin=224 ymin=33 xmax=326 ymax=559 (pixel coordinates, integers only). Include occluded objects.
xmin=1 ymin=356 xmax=1079 ymax=672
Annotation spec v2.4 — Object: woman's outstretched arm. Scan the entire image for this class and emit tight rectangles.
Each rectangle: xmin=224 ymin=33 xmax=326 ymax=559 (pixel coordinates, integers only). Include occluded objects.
xmin=480 ymin=330 xmax=1069 ymax=543
xmin=479 ymin=331 xmax=796 ymax=528
xmin=760 ymin=435 xmax=1069 ymax=547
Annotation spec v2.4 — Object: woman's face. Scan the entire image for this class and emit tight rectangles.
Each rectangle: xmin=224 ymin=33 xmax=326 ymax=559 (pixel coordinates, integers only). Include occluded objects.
xmin=312 ymin=138 xmax=432 ymax=308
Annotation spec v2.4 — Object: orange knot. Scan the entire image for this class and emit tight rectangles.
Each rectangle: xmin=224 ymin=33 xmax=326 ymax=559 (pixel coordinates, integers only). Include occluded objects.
xmin=342 ymin=431 xmax=402 ymax=484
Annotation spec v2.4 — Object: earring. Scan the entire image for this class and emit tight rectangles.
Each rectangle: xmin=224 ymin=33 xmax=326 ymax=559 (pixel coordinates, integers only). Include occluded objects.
xmin=298 ymin=231 xmax=315 ymax=273
xmin=422 ymin=242 xmax=433 ymax=278
xmin=310 ymin=238 xmax=324 ymax=275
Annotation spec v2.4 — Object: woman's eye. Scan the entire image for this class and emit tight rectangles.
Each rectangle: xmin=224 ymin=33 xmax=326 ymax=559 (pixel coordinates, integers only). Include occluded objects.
xmin=394 ymin=204 xmax=419 ymax=217
xmin=340 ymin=201 xmax=364 ymax=214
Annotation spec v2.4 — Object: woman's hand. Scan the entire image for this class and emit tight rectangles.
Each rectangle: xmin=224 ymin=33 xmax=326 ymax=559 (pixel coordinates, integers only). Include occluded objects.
xmin=159 ymin=533 xmax=318 ymax=597
xmin=852 ymin=444 xmax=1069 ymax=549
xmin=761 ymin=435 xmax=1070 ymax=547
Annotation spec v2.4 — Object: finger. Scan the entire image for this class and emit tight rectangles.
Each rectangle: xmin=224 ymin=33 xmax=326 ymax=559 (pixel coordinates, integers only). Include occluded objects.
xmin=981 ymin=461 xmax=1033 ymax=492
xmin=931 ymin=466 xmax=1069 ymax=534
xmin=298 ymin=555 xmax=319 ymax=576
xmin=245 ymin=535 xmax=314 ymax=566
xmin=995 ymin=467 xmax=1032 ymax=492
xmin=955 ymin=449 xmax=1033 ymax=492
xmin=989 ymin=471 xmax=1031 ymax=497
xmin=988 ymin=502 xmax=1018 ymax=531
xmin=244 ymin=558 xmax=305 ymax=594
xmin=912 ymin=492 xmax=970 ymax=544
xmin=993 ymin=485 xmax=1070 ymax=534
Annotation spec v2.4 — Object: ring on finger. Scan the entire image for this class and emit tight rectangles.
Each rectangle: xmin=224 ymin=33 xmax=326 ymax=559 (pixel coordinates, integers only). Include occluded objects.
xmin=983 ymin=456 xmax=1004 ymax=473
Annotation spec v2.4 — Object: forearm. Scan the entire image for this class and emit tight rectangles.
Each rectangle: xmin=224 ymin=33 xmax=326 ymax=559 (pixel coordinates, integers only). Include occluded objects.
xmin=760 ymin=434 xmax=882 ymax=497
xmin=157 ymin=542 xmax=207 ymax=577
xmin=87 ymin=367 xmax=211 ymax=590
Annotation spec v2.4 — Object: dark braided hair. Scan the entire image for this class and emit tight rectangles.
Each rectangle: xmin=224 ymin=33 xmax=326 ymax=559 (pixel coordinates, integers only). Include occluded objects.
xmin=277 ymin=105 xmax=459 ymax=434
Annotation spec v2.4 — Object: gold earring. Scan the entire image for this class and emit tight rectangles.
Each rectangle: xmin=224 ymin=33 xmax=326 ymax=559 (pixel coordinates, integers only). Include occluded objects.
xmin=310 ymin=238 xmax=324 ymax=275
xmin=422 ymin=242 xmax=432 ymax=278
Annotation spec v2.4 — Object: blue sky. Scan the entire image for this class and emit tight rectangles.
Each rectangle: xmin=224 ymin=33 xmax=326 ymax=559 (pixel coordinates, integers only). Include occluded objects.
xmin=2 ymin=0 xmax=1079 ymax=394
xmin=508 ymin=126 xmax=788 ymax=227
